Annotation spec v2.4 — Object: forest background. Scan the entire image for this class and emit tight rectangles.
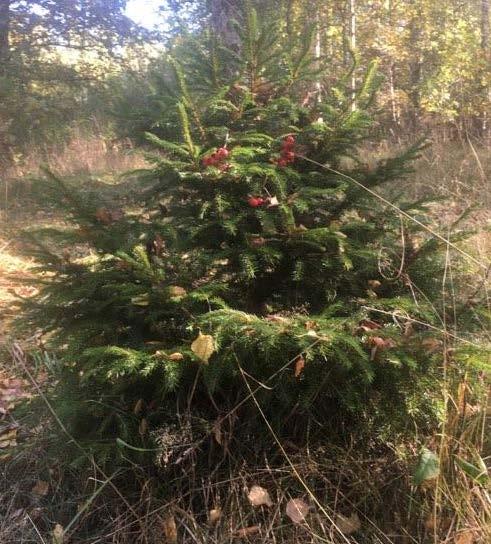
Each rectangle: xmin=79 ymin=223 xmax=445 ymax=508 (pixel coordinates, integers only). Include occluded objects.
xmin=1 ymin=0 xmax=490 ymax=171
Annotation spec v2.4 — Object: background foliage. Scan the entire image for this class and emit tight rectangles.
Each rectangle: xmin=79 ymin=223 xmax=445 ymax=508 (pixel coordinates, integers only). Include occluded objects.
xmin=1 ymin=0 xmax=490 ymax=170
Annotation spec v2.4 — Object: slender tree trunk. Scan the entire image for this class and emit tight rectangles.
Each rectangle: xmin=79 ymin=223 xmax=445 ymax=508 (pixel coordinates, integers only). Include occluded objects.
xmin=386 ymin=0 xmax=399 ymax=126
xmin=0 ymin=0 xmax=10 ymax=70
xmin=407 ymin=1 xmax=422 ymax=129
xmin=388 ymin=62 xmax=399 ymax=125
xmin=0 ymin=0 xmax=13 ymax=168
xmin=481 ymin=0 xmax=489 ymax=50
xmin=481 ymin=0 xmax=490 ymax=135
xmin=315 ymin=10 xmax=322 ymax=103
xmin=349 ymin=0 xmax=356 ymax=111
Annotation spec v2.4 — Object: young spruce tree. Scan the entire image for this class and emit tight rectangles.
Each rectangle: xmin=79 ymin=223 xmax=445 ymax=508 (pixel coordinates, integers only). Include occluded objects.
xmin=19 ymin=6 xmax=482 ymax=466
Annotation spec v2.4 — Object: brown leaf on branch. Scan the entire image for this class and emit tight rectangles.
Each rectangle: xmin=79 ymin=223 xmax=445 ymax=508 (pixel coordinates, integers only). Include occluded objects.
xmin=304 ymin=320 xmax=318 ymax=331
xmin=265 ymin=314 xmax=290 ymax=324
xmin=368 ymin=335 xmax=395 ymax=360
xmin=138 ymin=418 xmax=148 ymax=437
xmin=212 ymin=420 xmax=222 ymax=445
xmin=368 ymin=336 xmax=395 ymax=350
xmin=133 ymin=398 xmax=144 ymax=415
xmin=167 ymin=352 xmax=185 ymax=362
xmin=422 ymin=337 xmax=442 ymax=353
xmin=358 ymin=319 xmax=382 ymax=332
xmin=249 ymin=236 xmax=266 ymax=248
xmin=294 ymin=356 xmax=305 ymax=378
xmin=168 ymin=286 xmax=187 ymax=298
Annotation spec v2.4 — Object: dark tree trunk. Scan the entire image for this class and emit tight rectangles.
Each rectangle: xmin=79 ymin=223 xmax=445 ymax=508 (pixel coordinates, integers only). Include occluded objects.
xmin=208 ymin=0 xmax=241 ymax=50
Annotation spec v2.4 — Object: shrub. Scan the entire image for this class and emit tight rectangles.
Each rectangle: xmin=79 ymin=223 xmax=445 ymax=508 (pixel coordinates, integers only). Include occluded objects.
xmin=19 ymin=5 xmax=486 ymax=470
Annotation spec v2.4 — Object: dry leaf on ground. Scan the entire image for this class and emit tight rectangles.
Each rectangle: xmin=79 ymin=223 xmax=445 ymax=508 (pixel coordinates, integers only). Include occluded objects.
xmin=358 ymin=319 xmax=382 ymax=332
xmin=161 ymin=515 xmax=178 ymax=543
xmin=95 ymin=207 xmax=113 ymax=224
xmin=32 ymin=480 xmax=50 ymax=496
xmin=51 ymin=523 xmax=64 ymax=544
xmin=247 ymin=485 xmax=273 ymax=507
xmin=209 ymin=507 xmax=222 ymax=524
xmin=335 ymin=512 xmax=361 ymax=534
xmin=191 ymin=332 xmax=215 ymax=363
xmin=95 ymin=207 xmax=123 ymax=225
xmin=0 ymin=376 xmax=30 ymax=415
xmin=285 ymin=498 xmax=309 ymax=524
xmin=234 ymin=525 xmax=261 ymax=538
xmin=455 ymin=530 xmax=475 ymax=544
xmin=0 ymin=427 xmax=17 ymax=448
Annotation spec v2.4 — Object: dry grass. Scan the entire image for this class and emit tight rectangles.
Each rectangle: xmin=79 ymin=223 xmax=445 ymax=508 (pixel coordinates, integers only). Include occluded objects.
xmin=366 ymin=137 xmax=491 ymax=272
xmin=7 ymin=128 xmax=148 ymax=179
xmin=370 ymin=137 xmax=491 ymax=207
xmin=1 ymin=356 xmax=488 ymax=544
xmin=0 ymin=240 xmax=34 ymax=346
xmin=1 ymin=129 xmax=148 ymax=210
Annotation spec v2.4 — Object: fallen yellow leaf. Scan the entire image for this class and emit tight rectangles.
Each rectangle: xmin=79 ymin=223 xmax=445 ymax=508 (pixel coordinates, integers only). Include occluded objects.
xmin=191 ymin=332 xmax=215 ymax=363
